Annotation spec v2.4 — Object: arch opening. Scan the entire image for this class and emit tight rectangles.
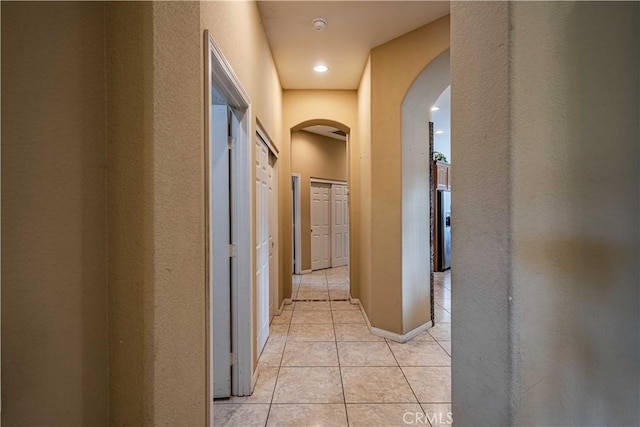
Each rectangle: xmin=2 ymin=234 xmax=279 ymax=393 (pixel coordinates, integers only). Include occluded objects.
xmin=400 ymin=49 xmax=450 ymax=333
xmin=289 ymin=119 xmax=352 ymax=303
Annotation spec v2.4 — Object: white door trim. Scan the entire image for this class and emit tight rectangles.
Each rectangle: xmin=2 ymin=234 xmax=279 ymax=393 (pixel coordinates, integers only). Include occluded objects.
xmin=205 ymin=31 xmax=253 ymax=425
xmin=310 ymin=178 xmax=347 ymax=186
xmin=292 ymin=174 xmax=302 ymax=275
xmin=257 ymin=123 xmax=278 ymax=159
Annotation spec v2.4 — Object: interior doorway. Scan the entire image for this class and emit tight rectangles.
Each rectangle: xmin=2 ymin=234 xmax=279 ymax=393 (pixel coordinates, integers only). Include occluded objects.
xmin=290 ymin=122 xmax=351 ymax=301
xmin=204 ymin=32 xmax=253 ymax=421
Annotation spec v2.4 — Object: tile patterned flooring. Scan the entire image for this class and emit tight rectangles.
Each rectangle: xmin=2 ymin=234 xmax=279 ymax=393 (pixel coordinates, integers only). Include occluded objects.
xmin=214 ymin=268 xmax=452 ymax=427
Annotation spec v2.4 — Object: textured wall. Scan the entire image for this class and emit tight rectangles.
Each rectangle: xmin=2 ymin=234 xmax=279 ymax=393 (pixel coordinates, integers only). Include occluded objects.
xmin=510 ymin=2 xmax=639 ymax=424
xmin=291 ymin=131 xmax=347 ymax=271
xmin=357 ymin=58 xmax=372 ymax=312
xmin=450 ymin=3 xmax=512 ymax=424
xmin=452 ymin=1 xmax=639 ymax=425
xmin=106 ymin=2 xmax=154 ymax=424
xmin=108 ymin=2 xmax=206 ymax=424
xmin=1 ymin=2 xmax=108 ymax=424
xmin=151 ymin=2 xmax=206 ymax=424
xmin=367 ymin=16 xmax=450 ymax=334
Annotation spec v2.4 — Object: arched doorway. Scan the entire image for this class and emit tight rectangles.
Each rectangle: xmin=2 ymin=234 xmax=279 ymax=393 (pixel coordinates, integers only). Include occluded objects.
xmin=289 ymin=119 xmax=352 ymax=303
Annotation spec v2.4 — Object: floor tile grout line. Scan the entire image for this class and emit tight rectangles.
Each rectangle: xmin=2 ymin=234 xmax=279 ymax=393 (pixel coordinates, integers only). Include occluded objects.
xmin=262 ymin=312 xmax=293 ymax=426
xmin=385 ymin=339 xmax=426 ymax=412
xmin=330 ymin=308 xmax=350 ymax=426
xmin=432 ymin=335 xmax=452 ymax=358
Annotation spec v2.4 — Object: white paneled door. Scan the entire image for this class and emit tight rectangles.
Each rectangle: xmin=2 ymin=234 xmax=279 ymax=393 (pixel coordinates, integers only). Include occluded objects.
xmin=311 ymin=183 xmax=332 ymax=270
xmin=256 ymin=137 xmax=270 ymax=355
xmin=331 ymin=184 xmax=349 ymax=267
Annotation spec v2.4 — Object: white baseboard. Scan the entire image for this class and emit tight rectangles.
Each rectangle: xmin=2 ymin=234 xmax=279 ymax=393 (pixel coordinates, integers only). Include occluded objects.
xmin=355 ymin=299 xmax=433 ymax=343
xmin=276 ymin=299 xmax=293 ymax=316
xmin=301 ymin=269 xmax=312 ymax=275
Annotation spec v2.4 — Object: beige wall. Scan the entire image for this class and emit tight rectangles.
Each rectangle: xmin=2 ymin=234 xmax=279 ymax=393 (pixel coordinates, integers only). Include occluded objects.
xmin=452 ymin=2 xmax=639 ymax=425
xmin=364 ymin=16 xmax=450 ymax=334
xmin=109 ymin=3 xmax=208 ymax=424
xmin=106 ymin=3 xmax=154 ymax=424
xmin=292 ymin=131 xmax=347 ymax=271
xmin=105 ymin=1 xmax=284 ymax=423
xmin=2 ymin=2 xmax=108 ymax=425
xmin=450 ymin=4 xmax=511 ymax=423
xmin=150 ymin=2 xmax=206 ymax=423
xmin=509 ymin=2 xmax=638 ymax=424
xmin=357 ymin=58 xmax=372 ymax=313
xmin=282 ymin=90 xmax=359 ymax=299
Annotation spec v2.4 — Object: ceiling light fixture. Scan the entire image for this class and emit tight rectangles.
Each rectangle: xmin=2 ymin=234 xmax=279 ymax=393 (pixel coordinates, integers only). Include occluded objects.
xmin=431 ymin=106 xmax=440 ymax=112
xmin=435 ymin=130 xmax=444 ymax=134
xmin=312 ymin=18 xmax=327 ymax=31
xmin=314 ymin=64 xmax=329 ymax=73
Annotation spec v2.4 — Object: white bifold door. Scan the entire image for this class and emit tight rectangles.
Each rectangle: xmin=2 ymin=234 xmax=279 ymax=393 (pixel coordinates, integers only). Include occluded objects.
xmin=255 ymin=136 xmax=270 ymax=355
xmin=311 ymin=183 xmax=332 ymax=270
xmin=331 ymin=184 xmax=349 ymax=267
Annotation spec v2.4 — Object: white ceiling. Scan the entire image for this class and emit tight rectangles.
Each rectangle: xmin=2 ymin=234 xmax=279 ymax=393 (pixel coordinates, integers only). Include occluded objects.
xmin=431 ymin=85 xmax=450 ymax=159
xmin=257 ymin=1 xmax=450 ymax=90
xmin=431 ymin=85 xmax=450 ymax=135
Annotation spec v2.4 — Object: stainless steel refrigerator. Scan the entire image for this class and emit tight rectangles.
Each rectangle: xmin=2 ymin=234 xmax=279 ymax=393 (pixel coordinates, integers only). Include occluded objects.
xmin=437 ymin=190 xmax=451 ymax=271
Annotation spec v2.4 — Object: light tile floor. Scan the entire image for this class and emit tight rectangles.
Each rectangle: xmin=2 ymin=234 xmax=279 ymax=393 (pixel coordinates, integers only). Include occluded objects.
xmin=214 ymin=268 xmax=452 ymax=427
xmin=292 ymin=267 xmax=351 ymax=301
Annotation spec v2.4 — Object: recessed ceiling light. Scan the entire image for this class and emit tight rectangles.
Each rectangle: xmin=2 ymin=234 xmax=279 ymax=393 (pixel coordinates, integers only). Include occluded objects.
xmin=314 ymin=64 xmax=328 ymax=73
xmin=435 ymin=130 xmax=444 ymax=134
xmin=431 ymin=106 xmax=440 ymax=112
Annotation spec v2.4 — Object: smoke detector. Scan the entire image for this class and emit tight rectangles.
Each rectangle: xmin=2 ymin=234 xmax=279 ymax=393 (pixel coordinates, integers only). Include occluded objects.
xmin=312 ymin=18 xmax=327 ymax=32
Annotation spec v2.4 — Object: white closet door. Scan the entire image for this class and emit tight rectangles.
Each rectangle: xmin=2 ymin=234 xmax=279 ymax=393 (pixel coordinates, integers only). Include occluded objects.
xmin=255 ymin=137 xmax=270 ymax=355
xmin=311 ymin=183 xmax=331 ymax=270
xmin=331 ymin=184 xmax=349 ymax=268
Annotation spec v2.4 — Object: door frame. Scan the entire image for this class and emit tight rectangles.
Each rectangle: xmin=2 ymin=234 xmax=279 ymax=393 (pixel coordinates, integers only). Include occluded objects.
xmin=204 ymin=31 xmax=253 ymax=425
xmin=310 ymin=178 xmax=346 ymax=186
xmin=291 ymin=173 xmax=302 ymax=275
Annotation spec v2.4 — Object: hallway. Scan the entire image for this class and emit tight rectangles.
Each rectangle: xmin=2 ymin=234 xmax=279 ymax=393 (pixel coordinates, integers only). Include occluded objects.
xmin=293 ymin=267 xmax=351 ymax=301
xmin=214 ymin=268 xmax=452 ymax=426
